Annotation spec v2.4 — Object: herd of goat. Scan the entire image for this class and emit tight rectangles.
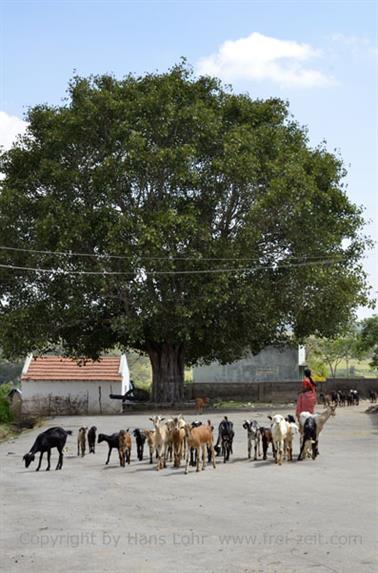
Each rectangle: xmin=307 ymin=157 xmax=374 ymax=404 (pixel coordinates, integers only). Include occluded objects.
xmin=22 ymin=404 xmax=341 ymax=473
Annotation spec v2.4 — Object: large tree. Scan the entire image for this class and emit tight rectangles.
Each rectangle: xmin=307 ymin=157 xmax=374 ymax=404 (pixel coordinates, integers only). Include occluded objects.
xmin=0 ymin=64 xmax=370 ymax=402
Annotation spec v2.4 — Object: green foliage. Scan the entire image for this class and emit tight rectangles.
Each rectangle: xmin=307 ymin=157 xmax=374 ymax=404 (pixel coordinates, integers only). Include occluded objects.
xmin=0 ymin=63 xmax=370 ymax=399
xmin=0 ymin=383 xmax=13 ymax=424
xmin=306 ymin=355 xmax=328 ymax=380
xmin=0 ymin=350 xmax=23 ymax=384
xmin=127 ymin=351 xmax=152 ymax=389
xmin=359 ymin=315 xmax=378 ymax=369
xmin=306 ymin=328 xmax=365 ymax=378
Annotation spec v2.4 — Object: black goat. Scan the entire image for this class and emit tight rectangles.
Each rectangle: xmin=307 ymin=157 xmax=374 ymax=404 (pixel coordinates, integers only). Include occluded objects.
xmin=87 ymin=426 xmax=97 ymax=454
xmin=351 ymin=389 xmax=359 ymax=405
xmin=259 ymin=427 xmax=276 ymax=460
xmin=214 ymin=417 xmax=234 ymax=463
xmin=369 ymin=390 xmax=377 ymax=404
xmin=133 ymin=429 xmax=146 ymax=461
xmin=298 ymin=417 xmax=318 ymax=461
xmin=331 ymin=391 xmax=338 ymax=405
xmin=98 ymin=432 xmax=121 ymax=465
xmin=23 ymin=427 xmax=72 ymax=471
xmin=337 ymin=391 xmax=346 ymax=407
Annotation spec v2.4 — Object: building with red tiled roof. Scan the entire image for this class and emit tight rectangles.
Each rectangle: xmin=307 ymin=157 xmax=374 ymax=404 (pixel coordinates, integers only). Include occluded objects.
xmin=21 ymin=354 xmax=130 ymax=415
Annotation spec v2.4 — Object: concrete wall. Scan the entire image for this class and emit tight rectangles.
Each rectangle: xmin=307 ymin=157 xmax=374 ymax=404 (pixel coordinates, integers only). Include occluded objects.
xmin=21 ymin=380 xmax=123 ymax=415
xmin=185 ymin=378 xmax=378 ymax=403
xmin=193 ymin=346 xmax=300 ymax=384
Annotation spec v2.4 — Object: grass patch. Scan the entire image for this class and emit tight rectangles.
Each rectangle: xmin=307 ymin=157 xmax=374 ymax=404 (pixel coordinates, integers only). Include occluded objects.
xmin=213 ymin=400 xmax=257 ymax=409
xmin=334 ymin=358 xmax=377 ymax=379
xmin=0 ymin=423 xmax=18 ymax=442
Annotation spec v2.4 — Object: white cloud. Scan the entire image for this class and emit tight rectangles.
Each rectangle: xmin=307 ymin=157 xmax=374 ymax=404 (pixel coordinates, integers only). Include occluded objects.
xmin=0 ymin=111 xmax=27 ymax=150
xmin=197 ymin=32 xmax=336 ymax=88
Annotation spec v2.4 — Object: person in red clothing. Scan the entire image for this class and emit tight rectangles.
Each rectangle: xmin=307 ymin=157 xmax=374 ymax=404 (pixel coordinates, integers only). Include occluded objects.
xmin=296 ymin=368 xmax=317 ymax=419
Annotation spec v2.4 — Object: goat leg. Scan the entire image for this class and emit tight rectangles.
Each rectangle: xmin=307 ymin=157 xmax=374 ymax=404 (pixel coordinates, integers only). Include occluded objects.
xmin=36 ymin=451 xmax=43 ymax=471
xmin=46 ymin=449 xmax=51 ymax=471
xmin=202 ymin=445 xmax=206 ymax=470
xmin=211 ymin=445 xmax=216 ymax=469
xmin=298 ymin=440 xmax=306 ymax=461
xmin=58 ymin=448 xmax=63 ymax=469
xmin=56 ymin=448 xmax=63 ymax=470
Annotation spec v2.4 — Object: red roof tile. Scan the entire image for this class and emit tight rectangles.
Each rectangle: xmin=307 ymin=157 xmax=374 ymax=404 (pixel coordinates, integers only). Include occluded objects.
xmin=21 ymin=356 xmax=122 ymax=382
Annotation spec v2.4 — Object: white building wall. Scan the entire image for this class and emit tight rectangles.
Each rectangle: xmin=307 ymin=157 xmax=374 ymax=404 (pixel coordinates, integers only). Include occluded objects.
xmin=21 ymin=380 xmax=123 ymax=415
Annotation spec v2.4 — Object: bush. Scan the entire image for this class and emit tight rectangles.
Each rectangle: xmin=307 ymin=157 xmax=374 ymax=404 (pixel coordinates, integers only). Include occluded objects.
xmin=0 ymin=383 xmax=14 ymax=424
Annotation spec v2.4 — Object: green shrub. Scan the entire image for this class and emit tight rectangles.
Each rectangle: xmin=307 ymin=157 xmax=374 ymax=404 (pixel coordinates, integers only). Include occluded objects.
xmin=0 ymin=383 xmax=14 ymax=424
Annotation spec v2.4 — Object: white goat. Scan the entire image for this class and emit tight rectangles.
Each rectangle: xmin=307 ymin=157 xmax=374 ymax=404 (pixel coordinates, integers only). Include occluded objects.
xmin=269 ymin=415 xmax=289 ymax=465
xmin=284 ymin=421 xmax=299 ymax=461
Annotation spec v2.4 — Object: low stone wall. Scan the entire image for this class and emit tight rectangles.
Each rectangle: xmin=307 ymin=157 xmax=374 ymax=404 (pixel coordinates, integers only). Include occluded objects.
xmin=186 ymin=378 xmax=378 ymax=403
xmin=318 ymin=378 xmax=378 ymax=397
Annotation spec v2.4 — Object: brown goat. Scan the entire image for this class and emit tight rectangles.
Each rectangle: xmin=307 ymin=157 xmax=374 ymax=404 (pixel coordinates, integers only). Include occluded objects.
xmin=259 ymin=427 xmax=276 ymax=460
xmin=172 ymin=416 xmax=187 ymax=468
xmin=77 ymin=426 xmax=87 ymax=457
xmin=185 ymin=420 xmax=216 ymax=474
xmin=195 ymin=397 xmax=209 ymax=414
xmin=144 ymin=429 xmax=157 ymax=464
xmin=119 ymin=429 xmax=132 ymax=467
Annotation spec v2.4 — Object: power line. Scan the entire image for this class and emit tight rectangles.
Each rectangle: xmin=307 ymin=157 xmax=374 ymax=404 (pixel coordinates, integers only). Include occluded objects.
xmin=0 ymin=257 xmax=344 ymax=276
xmin=0 ymin=244 xmax=355 ymax=262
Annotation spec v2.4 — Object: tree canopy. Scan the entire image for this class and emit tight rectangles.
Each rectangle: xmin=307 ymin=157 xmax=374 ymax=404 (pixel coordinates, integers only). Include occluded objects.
xmin=306 ymin=330 xmax=362 ymax=379
xmin=359 ymin=315 xmax=378 ymax=369
xmin=0 ymin=63 xmax=370 ymax=401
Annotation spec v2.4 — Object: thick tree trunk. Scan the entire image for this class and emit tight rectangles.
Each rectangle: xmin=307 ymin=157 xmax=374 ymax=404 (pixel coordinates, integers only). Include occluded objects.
xmin=147 ymin=343 xmax=184 ymax=404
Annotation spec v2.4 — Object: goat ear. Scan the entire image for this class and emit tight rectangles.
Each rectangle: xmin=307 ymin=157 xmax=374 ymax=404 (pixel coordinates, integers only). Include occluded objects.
xmin=149 ymin=417 xmax=154 ymax=422
xmin=268 ymin=416 xmax=272 ymax=420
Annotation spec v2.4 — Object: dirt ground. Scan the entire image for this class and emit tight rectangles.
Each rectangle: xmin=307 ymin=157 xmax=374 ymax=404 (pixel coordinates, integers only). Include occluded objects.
xmin=0 ymin=403 xmax=377 ymax=573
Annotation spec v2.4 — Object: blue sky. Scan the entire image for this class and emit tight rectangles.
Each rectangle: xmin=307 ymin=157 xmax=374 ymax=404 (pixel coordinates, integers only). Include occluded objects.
xmin=0 ymin=0 xmax=377 ymax=317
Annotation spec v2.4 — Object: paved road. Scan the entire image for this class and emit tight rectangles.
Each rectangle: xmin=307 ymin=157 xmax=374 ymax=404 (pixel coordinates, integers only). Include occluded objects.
xmin=0 ymin=404 xmax=377 ymax=573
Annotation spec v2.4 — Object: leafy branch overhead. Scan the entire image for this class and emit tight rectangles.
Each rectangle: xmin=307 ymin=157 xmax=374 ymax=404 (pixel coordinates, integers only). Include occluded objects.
xmin=0 ymin=63 xmax=371 ymax=401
